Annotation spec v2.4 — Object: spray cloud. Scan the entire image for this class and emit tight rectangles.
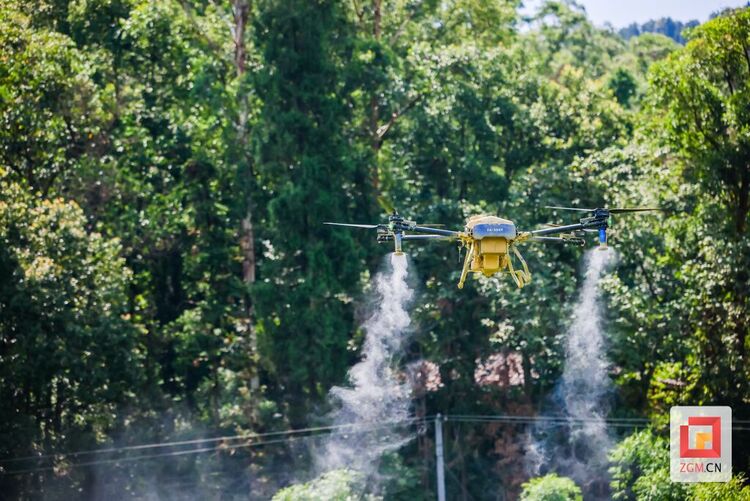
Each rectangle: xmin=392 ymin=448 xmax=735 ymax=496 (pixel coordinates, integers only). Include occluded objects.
xmin=527 ymin=249 xmax=616 ymax=497
xmin=317 ymin=253 xmax=415 ymax=475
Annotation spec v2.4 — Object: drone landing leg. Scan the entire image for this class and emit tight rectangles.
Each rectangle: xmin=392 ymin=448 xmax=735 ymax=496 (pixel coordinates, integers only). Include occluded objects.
xmin=508 ymin=252 xmax=522 ymax=288
xmin=458 ymin=241 xmax=474 ymax=289
xmin=508 ymin=245 xmax=531 ymax=288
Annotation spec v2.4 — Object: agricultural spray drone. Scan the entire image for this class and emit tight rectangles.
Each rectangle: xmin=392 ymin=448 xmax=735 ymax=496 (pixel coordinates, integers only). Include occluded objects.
xmin=324 ymin=206 xmax=659 ymax=289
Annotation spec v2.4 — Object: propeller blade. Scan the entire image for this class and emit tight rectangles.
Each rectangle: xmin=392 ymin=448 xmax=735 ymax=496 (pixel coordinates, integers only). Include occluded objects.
xmin=323 ymin=222 xmax=379 ymax=229
xmin=546 ymin=206 xmax=663 ymax=214
xmin=544 ymin=206 xmax=593 ymax=212
xmin=608 ymin=208 xmax=662 ymax=214
xmin=417 ymin=223 xmax=446 ymax=227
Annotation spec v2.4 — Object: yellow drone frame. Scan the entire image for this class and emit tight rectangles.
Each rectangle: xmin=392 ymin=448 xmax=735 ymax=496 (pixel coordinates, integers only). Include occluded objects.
xmin=325 ymin=205 xmax=660 ymax=290
xmin=456 ymin=217 xmax=532 ymax=289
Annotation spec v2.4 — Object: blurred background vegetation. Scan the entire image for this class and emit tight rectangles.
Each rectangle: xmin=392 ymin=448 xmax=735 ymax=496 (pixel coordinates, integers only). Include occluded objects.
xmin=0 ymin=0 xmax=748 ymax=499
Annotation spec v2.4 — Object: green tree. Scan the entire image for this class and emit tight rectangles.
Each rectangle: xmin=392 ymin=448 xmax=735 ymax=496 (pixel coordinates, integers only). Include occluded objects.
xmin=0 ymin=3 xmax=106 ymax=195
xmin=649 ymin=8 xmax=750 ymax=235
xmin=605 ymin=7 xmax=750 ymax=415
xmin=610 ymin=429 xmax=750 ymax=501
xmin=608 ymin=429 xmax=691 ymax=501
xmin=272 ymin=469 xmax=377 ymax=501
xmin=521 ymin=473 xmax=583 ymax=501
xmin=693 ymin=475 xmax=750 ymax=500
xmin=252 ymin=0 xmax=373 ymax=423
xmin=0 ymin=170 xmax=141 ymax=497
xmin=608 ymin=67 xmax=637 ymax=106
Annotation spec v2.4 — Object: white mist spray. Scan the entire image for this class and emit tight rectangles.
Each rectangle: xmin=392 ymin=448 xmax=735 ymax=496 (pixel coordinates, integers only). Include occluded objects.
xmin=527 ymin=249 xmax=616 ymax=496
xmin=318 ymin=253 xmax=415 ymax=474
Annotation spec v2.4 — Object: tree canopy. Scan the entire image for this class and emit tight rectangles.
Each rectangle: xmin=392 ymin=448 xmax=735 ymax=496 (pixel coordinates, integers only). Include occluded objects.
xmin=0 ymin=1 xmax=748 ymax=499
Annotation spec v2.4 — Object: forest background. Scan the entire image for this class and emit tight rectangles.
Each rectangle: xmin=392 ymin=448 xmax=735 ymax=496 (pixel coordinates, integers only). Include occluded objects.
xmin=1 ymin=0 xmax=749 ymax=499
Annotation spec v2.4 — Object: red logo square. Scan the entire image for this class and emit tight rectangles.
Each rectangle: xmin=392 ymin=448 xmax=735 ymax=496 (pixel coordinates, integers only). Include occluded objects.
xmin=679 ymin=416 xmax=721 ymax=458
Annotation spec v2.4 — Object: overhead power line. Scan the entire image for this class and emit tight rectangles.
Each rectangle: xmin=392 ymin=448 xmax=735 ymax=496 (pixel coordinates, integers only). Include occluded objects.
xmin=0 ymin=435 xmax=309 ymax=476
xmin=0 ymin=417 xmax=428 ymax=465
xmin=3 ymin=414 xmax=748 ymax=476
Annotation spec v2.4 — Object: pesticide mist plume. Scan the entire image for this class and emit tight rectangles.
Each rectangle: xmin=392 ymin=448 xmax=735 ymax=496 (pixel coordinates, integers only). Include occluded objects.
xmin=527 ymin=249 xmax=616 ymax=497
xmin=318 ymin=253 xmax=415 ymax=474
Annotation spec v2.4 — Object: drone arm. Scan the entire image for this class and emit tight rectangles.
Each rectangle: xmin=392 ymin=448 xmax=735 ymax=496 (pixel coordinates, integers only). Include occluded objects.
xmin=530 ymin=236 xmax=585 ymax=245
xmin=530 ymin=236 xmax=567 ymax=242
xmin=529 ymin=220 xmax=601 ymax=237
xmin=407 ymin=225 xmax=460 ymax=237
xmin=401 ymin=234 xmax=453 ymax=240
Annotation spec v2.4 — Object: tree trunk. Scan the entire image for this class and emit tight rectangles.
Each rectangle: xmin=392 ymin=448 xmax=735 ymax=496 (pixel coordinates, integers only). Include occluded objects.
xmin=372 ymin=0 xmax=381 ymax=39
xmin=369 ymin=0 xmax=382 ymax=190
xmin=233 ymin=0 xmax=260 ymax=417
xmin=735 ymin=164 xmax=749 ymax=235
xmin=234 ymin=1 xmax=249 ymax=76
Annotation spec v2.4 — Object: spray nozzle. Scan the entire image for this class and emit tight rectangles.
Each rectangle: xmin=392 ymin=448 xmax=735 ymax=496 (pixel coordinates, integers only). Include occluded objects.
xmin=598 ymin=227 xmax=607 ymax=250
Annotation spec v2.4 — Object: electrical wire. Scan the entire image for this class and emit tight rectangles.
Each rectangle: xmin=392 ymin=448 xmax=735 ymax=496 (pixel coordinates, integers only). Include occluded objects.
xmin=3 ymin=413 xmax=748 ymax=476
xmin=444 ymin=416 xmax=750 ymax=431
xmin=0 ymin=418 xmax=429 ymax=475
xmin=443 ymin=415 xmax=750 ymax=430
xmin=443 ymin=414 xmax=750 ymax=424
xmin=0 ymin=435 xmax=308 ymax=476
xmin=0 ymin=417 xmax=429 ymax=465
xmin=445 ymin=414 xmax=651 ymax=422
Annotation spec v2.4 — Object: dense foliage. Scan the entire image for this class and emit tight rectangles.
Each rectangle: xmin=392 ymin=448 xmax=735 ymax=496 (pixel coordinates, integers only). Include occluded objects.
xmin=520 ymin=473 xmax=582 ymax=501
xmin=0 ymin=1 xmax=748 ymax=499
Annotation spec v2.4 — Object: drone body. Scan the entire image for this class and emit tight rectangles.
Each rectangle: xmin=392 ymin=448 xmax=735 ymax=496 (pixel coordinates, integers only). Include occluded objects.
xmin=325 ymin=206 xmax=658 ymax=289
xmin=459 ymin=215 xmax=528 ymax=289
